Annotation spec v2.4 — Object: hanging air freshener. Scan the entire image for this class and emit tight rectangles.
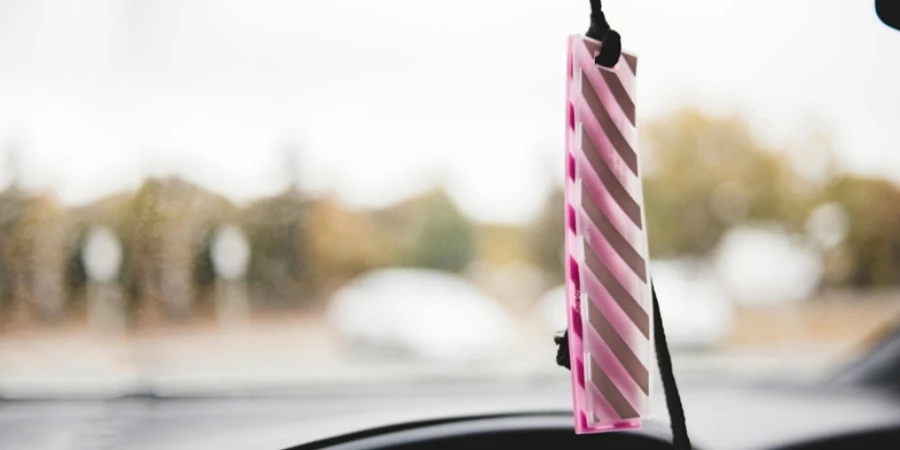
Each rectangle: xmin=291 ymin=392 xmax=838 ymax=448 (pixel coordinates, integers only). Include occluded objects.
xmin=558 ymin=3 xmax=689 ymax=448
xmin=565 ymin=30 xmax=650 ymax=436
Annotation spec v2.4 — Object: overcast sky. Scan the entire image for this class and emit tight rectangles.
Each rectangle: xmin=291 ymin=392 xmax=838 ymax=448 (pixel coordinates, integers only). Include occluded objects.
xmin=1 ymin=0 xmax=898 ymax=224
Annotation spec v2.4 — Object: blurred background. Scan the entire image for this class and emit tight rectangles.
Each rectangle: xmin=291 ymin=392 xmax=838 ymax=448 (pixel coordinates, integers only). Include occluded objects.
xmin=1 ymin=0 xmax=900 ymax=397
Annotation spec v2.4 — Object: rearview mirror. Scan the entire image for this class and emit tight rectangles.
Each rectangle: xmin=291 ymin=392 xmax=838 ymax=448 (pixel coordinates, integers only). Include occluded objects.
xmin=876 ymin=0 xmax=900 ymax=31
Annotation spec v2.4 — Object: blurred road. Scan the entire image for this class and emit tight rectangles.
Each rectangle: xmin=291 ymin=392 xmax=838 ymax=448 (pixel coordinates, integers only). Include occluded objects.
xmin=0 ymin=313 xmax=844 ymax=399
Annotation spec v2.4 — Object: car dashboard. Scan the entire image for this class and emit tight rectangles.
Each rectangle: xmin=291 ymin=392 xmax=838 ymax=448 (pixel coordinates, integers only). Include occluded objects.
xmin=2 ymin=380 xmax=900 ymax=449
xmin=287 ymin=413 xmax=678 ymax=450
xmin=288 ymin=412 xmax=900 ymax=450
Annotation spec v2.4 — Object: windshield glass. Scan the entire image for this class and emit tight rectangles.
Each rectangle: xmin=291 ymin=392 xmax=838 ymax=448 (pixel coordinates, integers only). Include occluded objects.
xmin=1 ymin=0 xmax=899 ymax=397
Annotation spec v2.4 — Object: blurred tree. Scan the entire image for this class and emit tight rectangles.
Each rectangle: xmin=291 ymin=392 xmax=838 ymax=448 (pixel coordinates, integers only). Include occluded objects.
xmin=818 ymin=175 xmax=900 ymax=287
xmin=0 ymin=190 xmax=28 ymax=322
xmin=404 ymin=189 xmax=476 ymax=273
xmin=0 ymin=191 xmax=68 ymax=325
xmin=242 ymin=190 xmax=313 ymax=309
xmin=525 ymin=186 xmax=565 ymax=286
xmin=63 ymin=230 xmax=88 ymax=305
xmin=130 ymin=177 xmax=232 ymax=322
xmin=478 ymin=225 xmax=531 ymax=267
xmin=306 ymin=197 xmax=397 ymax=293
xmin=193 ymin=232 xmax=218 ymax=295
xmin=65 ymin=191 xmax=136 ymax=319
xmin=641 ymin=107 xmax=809 ymax=257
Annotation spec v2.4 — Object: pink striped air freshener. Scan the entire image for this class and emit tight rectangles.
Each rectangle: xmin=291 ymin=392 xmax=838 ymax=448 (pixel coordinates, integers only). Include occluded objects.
xmin=564 ymin=34 xmax=652 ymax=434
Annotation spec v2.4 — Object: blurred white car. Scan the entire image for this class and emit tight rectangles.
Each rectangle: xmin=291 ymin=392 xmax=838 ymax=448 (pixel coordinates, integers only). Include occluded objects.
xmin=651 ymin=260 xmax=735 ymax=350
xmin=534 ymin=285 xmax=568 ymax=333
xmin=328 ymin=268 xmax=517 ymax=362
xmin=714 ymin=225 xmax=823 ymax=306
xmin=534 ymin=260 xmax=734 ymax=350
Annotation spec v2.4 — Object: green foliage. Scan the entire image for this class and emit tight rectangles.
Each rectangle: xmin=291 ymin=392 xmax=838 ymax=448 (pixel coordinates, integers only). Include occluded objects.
xmin=642 ymin=108 xmax=806 ymax=257
xmin=241 ymin=192 xmax=312 ymax=307
xmin=4 ymin=103 xmax=900 ymax=327
xmin=0 ymin=191 xmax=68 ymax=321
xmin=525 ymin=187 xmax=565 ymax=285
xmin=129 ymin=177 xmax=233 ymax=318
xmin=406 ymin=190 xmax=476 ymax=273
xmin=820 ymin=175 xmax=900 ymax=287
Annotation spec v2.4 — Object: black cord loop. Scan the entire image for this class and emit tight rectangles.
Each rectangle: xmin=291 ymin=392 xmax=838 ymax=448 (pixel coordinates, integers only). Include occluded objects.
xmin=586 ymin=0 xmax=622 ymax=68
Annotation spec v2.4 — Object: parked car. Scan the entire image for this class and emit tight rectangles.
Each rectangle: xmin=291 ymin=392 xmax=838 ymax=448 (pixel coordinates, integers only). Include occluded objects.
xmin=535 ymin=259 xmax=734 ymax=350
xmin=328 ymin=268 xmax=517 ymax=363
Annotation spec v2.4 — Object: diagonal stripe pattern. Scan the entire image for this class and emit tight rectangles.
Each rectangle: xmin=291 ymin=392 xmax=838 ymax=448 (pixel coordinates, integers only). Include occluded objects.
xmin=564 ymin=35 xmax=652 ymax=434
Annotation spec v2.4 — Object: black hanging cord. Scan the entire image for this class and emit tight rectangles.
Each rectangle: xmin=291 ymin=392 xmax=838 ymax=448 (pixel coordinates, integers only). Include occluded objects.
xmin=650 ymin=283 xmax=692 ymax=450
xmin=586 ymin=0 xmax=622 ymax=68
xmin=554 ymin=283 xmax=691 ymax=450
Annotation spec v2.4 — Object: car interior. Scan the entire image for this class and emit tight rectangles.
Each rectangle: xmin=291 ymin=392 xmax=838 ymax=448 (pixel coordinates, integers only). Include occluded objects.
xmin=0 ymin=1 xmax=898 ymax=450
